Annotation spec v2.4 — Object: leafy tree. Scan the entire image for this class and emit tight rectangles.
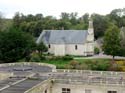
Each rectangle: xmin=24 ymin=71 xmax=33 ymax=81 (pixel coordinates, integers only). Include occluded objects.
xmin=13 ymin=12 xmax=22 ymax=28
xmin=69 ymin=12 xmax=78 ymax=25
xmin=92 ymin=13 xmax=109 ymax=39
xmin=120 ymin=27 xmax=125 ymax=56
xmin=11 ymin=9 xmax=125 ymax=40
xmin=82 ymin=13 xmax=89 ymax=24
xmin=0 ymin=27 xmax=36 ymax=62
xmin=103 ymin=24 xmax=120 ymax=60
xmin=94 ymin=47 xmax=100 ymax=54
xmin=60 ymin=12 xmax=70 ymax=21
xmin=108 ymin=8 xmax=125 ymax=27
xmin=37 ymin=42 xmax=48 ymax=54
xmin=0 ymin=12 xmax=3 ymax=30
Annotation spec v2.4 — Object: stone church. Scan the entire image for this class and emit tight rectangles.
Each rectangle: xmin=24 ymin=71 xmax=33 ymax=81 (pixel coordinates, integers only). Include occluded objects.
xmin=36 ymin=18 xmax=94 ymax=56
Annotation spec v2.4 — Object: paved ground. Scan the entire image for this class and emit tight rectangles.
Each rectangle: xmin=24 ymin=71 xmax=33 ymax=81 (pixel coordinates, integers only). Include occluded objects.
xmin=0 ymin=63 xmax=53 ymax=93
xmin=0 ymin=64 xmax=52 ymax=74
xmin=0 ymin=79 xmax=44 ymax=93
xmin=74 ymin=54 xmax=125 ymax=59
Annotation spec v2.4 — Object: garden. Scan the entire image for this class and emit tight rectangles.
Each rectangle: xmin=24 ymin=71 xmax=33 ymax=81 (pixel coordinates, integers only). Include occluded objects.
xmin=26 ymin=52 xmax=125 ymax=71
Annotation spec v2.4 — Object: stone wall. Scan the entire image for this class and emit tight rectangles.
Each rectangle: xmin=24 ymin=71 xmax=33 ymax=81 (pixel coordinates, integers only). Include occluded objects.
xmin=48 ymin=43 xmax=94 ymax=56
xmin=0 ymin=62 xmax=56 ymax=72
xmin=65 ymin=44 xmax=86 ymax=56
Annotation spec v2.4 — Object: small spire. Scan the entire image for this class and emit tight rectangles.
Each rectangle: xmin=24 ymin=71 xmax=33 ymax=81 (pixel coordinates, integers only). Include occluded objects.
xmin=88 ymin=17 xmax=93 ymax=29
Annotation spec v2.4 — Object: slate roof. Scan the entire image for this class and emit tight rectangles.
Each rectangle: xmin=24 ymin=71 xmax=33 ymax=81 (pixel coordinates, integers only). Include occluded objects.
xmin=36 ymin=30 xmax=88 ymax=44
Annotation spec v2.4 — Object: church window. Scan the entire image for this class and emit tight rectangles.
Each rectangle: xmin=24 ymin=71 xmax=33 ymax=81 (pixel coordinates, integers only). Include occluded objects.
xmin=107 ymin=91 xmax=117 ymax=93
xmin=45 ymin=90 xmax=47 ymax=93
xmin=75 ymin=45 xmax=77 ymax=50
xmin=48 ymin=44 xmax=51 ymax=48
xmin=62 ymin=88 xmax=70 ymax=93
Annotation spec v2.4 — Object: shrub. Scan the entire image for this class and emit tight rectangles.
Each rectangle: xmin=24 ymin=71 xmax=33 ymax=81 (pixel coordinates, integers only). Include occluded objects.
xmin=69 ymin=60 xmax=79 ymax=69
xmin=30 ymin=54 xmax=41 ymax=62
xmin=62 ymin=55 xmax=73 ymax=61
xmin=39 ymin=54 xmax=46 ymax=60
xmin=0 ymin=28 xmax=36 ymax=62
xmin=76 ymin=63 xmax=90 ymax=70
xmin=94 ymin=47 xmax=100 ymax=54
xmin=46 ymin=55 xmax=73 ymax=61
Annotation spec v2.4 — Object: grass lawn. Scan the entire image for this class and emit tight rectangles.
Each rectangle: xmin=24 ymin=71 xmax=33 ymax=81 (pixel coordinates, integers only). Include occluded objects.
xmin=40 ymin=58 xmax=111 ymax=69
xmin=75 ymin=58 xmax=111 ymax=63
xmin=41 ymin=59 xmax=70 ymax=69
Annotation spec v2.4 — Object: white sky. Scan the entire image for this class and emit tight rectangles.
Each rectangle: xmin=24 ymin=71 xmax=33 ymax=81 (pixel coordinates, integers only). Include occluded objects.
xmin=0 ymin=0 xmax=125 ymax=18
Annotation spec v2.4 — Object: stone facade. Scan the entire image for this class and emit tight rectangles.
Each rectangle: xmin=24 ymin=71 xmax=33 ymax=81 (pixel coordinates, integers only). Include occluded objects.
xmin=52 ymin=83 xmax=125 ymax=93
xmin=48 ymin=43 xmax=94 ymax=56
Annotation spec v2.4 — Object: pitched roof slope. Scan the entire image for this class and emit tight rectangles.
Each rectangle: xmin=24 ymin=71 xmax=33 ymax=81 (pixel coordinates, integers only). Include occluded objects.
xmin=36 ymin=30 xmax=88 ymax=44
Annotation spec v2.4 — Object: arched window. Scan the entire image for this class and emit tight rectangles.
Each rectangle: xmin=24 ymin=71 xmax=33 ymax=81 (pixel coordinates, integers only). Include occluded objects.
xmin=75 ymin=45 xmax=77 ymax=50
xmin=48 ymin=44 xmax=51 ymax=48
xmin=45 ymin=90 xmax=47 ymax=93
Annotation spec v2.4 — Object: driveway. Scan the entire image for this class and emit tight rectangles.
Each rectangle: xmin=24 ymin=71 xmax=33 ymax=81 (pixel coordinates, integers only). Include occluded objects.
xmin=74 ymin=54 xmax=125 ymax=59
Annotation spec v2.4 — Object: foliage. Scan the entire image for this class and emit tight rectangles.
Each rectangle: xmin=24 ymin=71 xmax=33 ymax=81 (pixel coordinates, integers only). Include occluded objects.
xmin=94 ymin=47 xmax=100 ymax=54
xmin=30 ymin=53 xmax=41 ymax=62
xmin=62 ymin=55 xmax=73 ymax=61
xmin=103 ymin=24 xmax=121 ymax=59
xmin=92 ymin=14 xmax=109 ymax=39
xmin=36 ymin=42 xmax=48 ymax=54
xmin=115 ymin=60 xmax=125 ymax=71
xmin=0 ymin=8 xmax=124 ymax=40
xmin=108 ymin=8 xmax=125 ymax=27
xmin=39 ymin=54 xmax=46 ymax=60
xmin=119 ymin=28 xmax=125 ymax=56
xmin=40 ymin=58 xmax=111 ymax=70
xmin=68 ymin=60 xmax=79 ymax=69
xmin=44 ymin=55 xmax=73 ymax=61
xmin=0 ymin=27 xmax=36 ymax=62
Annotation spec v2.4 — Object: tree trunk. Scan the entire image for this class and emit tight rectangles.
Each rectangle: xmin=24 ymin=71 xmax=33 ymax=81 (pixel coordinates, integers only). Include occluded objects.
xmin=112 ymin=55 xmax=115 ymax=63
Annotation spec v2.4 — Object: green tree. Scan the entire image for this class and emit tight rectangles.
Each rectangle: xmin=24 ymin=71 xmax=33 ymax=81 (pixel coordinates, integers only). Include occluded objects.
xmin=13 ymin=12 xmax=22 ymax=28
xmin=0 ymin=27 xmax=36 ymax=62
xmin=108 ymin=8 xmax=125 ymax=27
xmin=0 ymin=12 xmax=3 ymax=30
xmin=92 ymin=13 xmax=109 ymax=39
xmin=60 ymin=12 xmax=70 ymax=21
xmin=120 ymin=27 xmax=125 ymax=56
xmin=37 ymin=42 xmax=48 ymax=54
xmin=103 ymin=24 xmax=120 ymax=60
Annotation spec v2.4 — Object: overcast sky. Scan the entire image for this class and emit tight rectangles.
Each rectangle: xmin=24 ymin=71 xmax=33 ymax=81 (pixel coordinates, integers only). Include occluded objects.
xmin=0 ymin=0 xmax=125 ymax=18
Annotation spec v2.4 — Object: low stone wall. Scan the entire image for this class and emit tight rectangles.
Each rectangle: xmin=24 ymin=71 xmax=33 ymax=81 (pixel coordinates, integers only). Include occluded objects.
xmin=0 ymin=72 xmax=13 ymax=80
xmin=53 ymin=78 xmax=125 ymax=87
xmin=0 ymin=62 xmax=56 ymax=72
xmin=57 ymin=69 xmax=125 ymax=77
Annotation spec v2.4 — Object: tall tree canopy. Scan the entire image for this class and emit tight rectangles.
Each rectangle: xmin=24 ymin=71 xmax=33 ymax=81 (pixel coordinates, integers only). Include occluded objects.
xmin=92 ymin=14 xmax=109 ymax=39
xmin=0 ymin=28 xmax=36 ymax=62
xmin=11 ymin=8 xmax=125 ymax=40
xmin=103 ymin=24 xmax=120 ymax=60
